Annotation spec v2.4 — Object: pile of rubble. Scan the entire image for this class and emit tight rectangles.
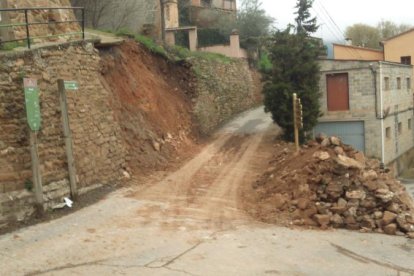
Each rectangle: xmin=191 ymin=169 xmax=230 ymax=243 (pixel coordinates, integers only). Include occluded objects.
xmin=252 ymin=135 xmax=414 ymax=238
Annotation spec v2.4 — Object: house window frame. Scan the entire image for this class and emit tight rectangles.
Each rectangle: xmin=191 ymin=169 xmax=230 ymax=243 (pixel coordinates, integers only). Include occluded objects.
xmin=398 ymin=122 xmax=403 ymax=135
xmin=407 ymin=77 xmax=411 ymax=91
xmin=397 ymin=77 xmax=402 ymax=90
xmin=326 ymin=72 xmax=350 ymax=112
xmin=384 ymin=77 xmax=390 ymax=91
xmin=386 ymin=127 xmax=391 ymax=139
xmin=401 ymin=56 xmax=412 ymax=65
xmin=408 ymin=118 xmax=412 ymax=130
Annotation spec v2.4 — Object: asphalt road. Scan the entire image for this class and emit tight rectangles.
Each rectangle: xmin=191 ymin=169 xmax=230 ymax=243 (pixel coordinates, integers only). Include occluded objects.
xmin=1 ymin=107 xmax=413 ymax=276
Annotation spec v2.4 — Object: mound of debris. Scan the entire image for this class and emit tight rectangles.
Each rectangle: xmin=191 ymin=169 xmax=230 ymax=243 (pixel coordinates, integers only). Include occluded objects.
xmin=249 ymin=136 xmax=414 ymax=238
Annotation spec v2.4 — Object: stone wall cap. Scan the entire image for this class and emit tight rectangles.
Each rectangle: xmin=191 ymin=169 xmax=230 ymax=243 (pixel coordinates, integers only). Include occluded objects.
xmin=0 ymin=39 xmax=99 ymax=59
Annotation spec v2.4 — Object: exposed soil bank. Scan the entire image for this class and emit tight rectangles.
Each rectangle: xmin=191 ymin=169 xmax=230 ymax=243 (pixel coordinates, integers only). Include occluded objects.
xmin=100 ymin=41 xmax=198 ymax=173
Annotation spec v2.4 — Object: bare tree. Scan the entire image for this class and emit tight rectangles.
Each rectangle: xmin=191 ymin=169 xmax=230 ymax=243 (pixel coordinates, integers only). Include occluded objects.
xmin=110 ymin=1 xmax=144 ymax=31
xmin=71 ymin=0 xmax=141 ymax=31
xmin=71 ymin=0 xmax=112 ymax=28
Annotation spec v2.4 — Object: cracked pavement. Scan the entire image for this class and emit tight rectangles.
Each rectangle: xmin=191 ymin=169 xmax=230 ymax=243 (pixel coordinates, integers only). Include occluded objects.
xmin=1 ymin=107 xmax=414 ymax=276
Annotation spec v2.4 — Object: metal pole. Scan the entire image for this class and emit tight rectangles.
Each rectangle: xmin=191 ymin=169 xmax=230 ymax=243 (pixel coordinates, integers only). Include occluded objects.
xmin=293 ymin=93 xmax=299 ymax=152
xmin=81 ymin=8 xmax=85 ymax=40
xmin=24 ymin=9 xmax=31 ymax=49
xmin=58 ymin=79 xmax=78 ymax=200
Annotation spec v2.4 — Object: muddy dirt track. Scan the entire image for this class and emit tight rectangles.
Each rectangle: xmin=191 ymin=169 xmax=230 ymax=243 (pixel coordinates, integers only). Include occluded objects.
xmin=126 ymin=107 xmax=276 ymax=232
xmin=1 ymin=107 xmax=414 ymax=276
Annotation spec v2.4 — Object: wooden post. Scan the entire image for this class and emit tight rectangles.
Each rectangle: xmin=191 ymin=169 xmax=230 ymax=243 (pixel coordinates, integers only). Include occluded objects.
xmin=293 ymin=93 xmax=299 ymax=152
xmin=29 ymin=131 xmax=44 ymax=215
xmin=58 ymin=79 xmax=78 ymax=200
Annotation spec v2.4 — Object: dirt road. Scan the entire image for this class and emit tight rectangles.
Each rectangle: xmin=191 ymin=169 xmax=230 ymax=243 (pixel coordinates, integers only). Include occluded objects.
xmin=1 ymin=107 xmax=414 ymax=275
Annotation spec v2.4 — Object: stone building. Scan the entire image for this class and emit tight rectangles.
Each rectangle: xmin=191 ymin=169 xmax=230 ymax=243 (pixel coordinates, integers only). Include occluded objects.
xmin=382 ymin=28 xmax=414 ymax=65
xmin=188 ymin=0 xmax=237 ymax=28
xmin=315 ymin=59 xmax=414 ymax=173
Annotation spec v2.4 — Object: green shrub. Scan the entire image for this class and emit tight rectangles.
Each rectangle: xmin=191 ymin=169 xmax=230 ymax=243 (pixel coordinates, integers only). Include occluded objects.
xmin=134 ymin=34 xmax=168 ymax=57
xmin=0 ymin=40 xmax=29 ymax=51
xmin=258 ymin=52 xmax=272 ymax=73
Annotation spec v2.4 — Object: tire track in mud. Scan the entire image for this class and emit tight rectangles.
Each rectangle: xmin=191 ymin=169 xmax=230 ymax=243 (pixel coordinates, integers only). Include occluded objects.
xmin=126 ymin=126 xmax=275 ymax=231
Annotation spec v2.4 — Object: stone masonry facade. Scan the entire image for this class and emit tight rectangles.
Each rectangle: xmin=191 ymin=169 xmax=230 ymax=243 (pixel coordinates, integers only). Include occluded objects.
xmin=0 ymin=41 xmax=125 ymax=228
xmin=190 ymin=58 xmax=258 ymax=135
xmin=318 ymin=59 xmax=413 ymax=167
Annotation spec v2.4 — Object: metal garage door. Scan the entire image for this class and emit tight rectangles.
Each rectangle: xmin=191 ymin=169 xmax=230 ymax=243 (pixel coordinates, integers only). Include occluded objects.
xmin=313 ymin=121 xmax=365 ymax=152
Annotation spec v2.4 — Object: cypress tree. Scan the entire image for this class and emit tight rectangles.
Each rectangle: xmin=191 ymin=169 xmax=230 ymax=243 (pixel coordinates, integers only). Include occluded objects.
xmin=263 ymin=0 xmax=323 ymax=142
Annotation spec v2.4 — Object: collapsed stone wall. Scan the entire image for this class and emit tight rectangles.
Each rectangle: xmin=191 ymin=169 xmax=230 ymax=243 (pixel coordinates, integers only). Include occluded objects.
xmin=190 ymin=58 xmax=259 ymax=135
xmin=2 ymin=0 xmax=80 ymax=43
xmin=0 ymin=41 xmax=125 ymax=228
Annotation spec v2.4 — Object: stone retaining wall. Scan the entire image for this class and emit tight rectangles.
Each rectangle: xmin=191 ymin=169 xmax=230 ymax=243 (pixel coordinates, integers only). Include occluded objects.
xmin=0 ymin=41 xmax=125 ymax=228
xmin=190 ymin=58 xmax=259 ymax=135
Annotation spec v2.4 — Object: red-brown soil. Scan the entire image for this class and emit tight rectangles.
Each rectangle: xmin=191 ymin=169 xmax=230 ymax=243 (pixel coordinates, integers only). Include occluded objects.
xmin=100 ymin=41 xmax=199 ymax=174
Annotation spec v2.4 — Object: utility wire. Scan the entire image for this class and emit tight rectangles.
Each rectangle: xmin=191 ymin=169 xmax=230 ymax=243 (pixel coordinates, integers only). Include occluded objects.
xmin=313 ymin=0 xmax=364 ymax=59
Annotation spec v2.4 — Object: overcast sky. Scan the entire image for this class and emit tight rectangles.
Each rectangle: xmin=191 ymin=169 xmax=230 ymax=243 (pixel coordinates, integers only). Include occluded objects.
xmin=261 ymin=0 xmax=414 ymax=42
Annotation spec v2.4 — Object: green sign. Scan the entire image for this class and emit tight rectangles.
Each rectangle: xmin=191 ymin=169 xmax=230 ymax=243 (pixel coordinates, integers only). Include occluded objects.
xmin=23 ymin=78 xmax=41 ymax=131
xmin=64 ymin=81 xmax=79 ymax=91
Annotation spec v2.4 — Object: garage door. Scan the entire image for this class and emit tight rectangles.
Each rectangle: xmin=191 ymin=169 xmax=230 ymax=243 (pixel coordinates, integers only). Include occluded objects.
xmin=313 ymin=121 xmax=365 ymax=152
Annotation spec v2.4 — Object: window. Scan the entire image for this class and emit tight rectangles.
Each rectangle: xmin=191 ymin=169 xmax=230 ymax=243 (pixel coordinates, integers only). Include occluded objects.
xmin=326 ymin=73 xmax=349 ymax=111
xmin=407 ymin=78 xmax=411 ymax=90
xmin=409 ymin=119 xmax=412 ymax=130
xmin=386 ymin=127 xmax=391 ymax=139
xmin=224 ymin=0 xmax=234 ymax=9
xmin=384 ymin=77 xmax=390 ymax=90
xmin=398 ymin=122 xmax=403 ymax=135
xmin=397 ymin=77 xmax=401 ymax=89
xmin=201 ymin=0 xmax=212 ymax=7
xmin=401 ymin=56 xmax=412 ymax=65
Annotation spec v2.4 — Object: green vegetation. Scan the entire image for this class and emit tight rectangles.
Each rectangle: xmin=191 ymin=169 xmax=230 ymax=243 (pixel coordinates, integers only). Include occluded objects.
xmin=134 ymin=34 xmax=168 ymax=57
xmin=258 ymin=52 xmax=272 ymax=73
xmin=263 ymin=0 xmax=322 ymax=142
xmin=110 ymin=28 xmax=234 ymax=64
xmin=113 ymin=28 xmax=168 ymax=58
xmin=345 ymin=20 xmax=412 ymax=49
xmin=0 ymin=40 xmax=29 ymax=51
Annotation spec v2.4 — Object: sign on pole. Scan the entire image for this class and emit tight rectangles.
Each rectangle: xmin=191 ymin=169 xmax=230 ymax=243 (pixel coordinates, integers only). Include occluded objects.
xmin=64 ymin=81 xmax=79 ymax=91
xmin=23 ymin=78 xmax=41 ymax=131
xmin=23 ymin=78 xmax=44 ymax=214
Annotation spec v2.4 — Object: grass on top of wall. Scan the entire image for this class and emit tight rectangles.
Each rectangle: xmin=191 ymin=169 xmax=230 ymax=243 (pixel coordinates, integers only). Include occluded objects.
xmin=109 ymin=28 xmax=234 ymax=64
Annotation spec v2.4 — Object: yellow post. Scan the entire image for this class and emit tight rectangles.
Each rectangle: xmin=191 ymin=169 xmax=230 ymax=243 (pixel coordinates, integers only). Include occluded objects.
xmin=293 ymin=93 xmax=299 ymax=152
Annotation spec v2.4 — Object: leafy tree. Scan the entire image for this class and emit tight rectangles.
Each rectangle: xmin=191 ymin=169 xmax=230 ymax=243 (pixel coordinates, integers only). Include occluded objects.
xmin=237 ymin=0 xmax=274 ymax=42
xmin=345 ymin=21 xmax=412 ymax=48
xmin=263 ymin=0 xmax=322 ymax=142
xmin=377 ymin=20 xmax=412 ymax=40
xmin=345 ymin=23 xmax=381 ymax=49
xmin=294 ymin=0 xmax=317 ymax=34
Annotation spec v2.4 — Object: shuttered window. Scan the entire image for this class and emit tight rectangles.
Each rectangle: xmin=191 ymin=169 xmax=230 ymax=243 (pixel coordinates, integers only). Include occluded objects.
xmin=326 ymin=73 xmax=349 ymax=111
